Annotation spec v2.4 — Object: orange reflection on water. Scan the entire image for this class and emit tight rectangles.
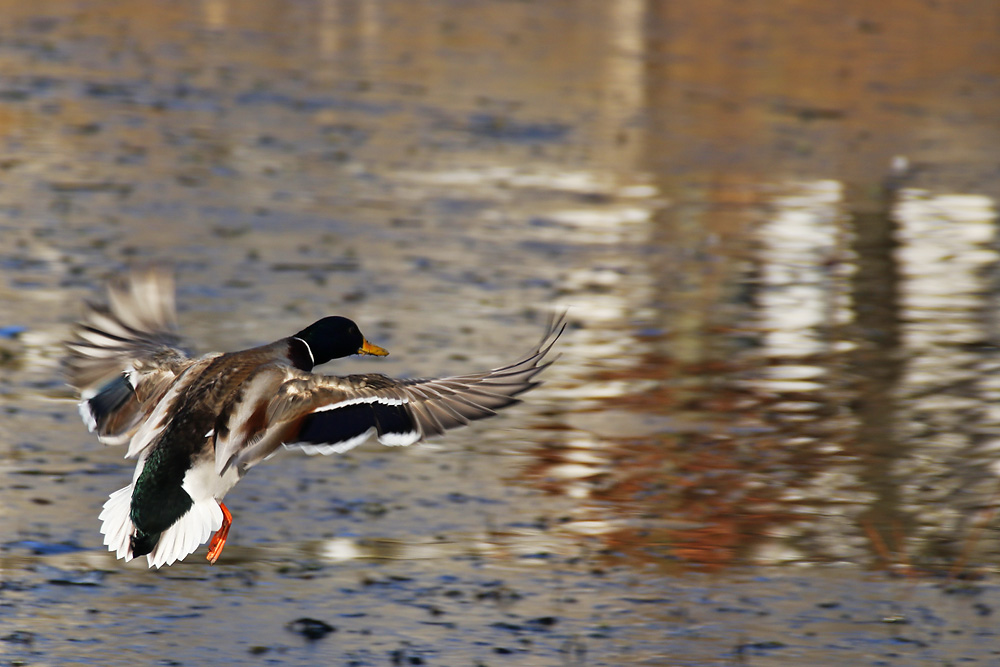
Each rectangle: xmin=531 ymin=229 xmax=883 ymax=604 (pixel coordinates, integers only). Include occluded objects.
xmin=524 ymin=177 xmax=1000 ymax=576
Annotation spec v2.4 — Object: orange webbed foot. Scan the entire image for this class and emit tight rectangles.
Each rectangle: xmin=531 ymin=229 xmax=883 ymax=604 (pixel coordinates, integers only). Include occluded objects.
xmin=206 ymin=502 xmax=233 ymax=564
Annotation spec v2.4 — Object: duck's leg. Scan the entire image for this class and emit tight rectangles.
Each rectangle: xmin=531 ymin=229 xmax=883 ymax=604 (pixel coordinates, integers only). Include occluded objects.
xmin=206 ymin=502 xmax=232 ymax=564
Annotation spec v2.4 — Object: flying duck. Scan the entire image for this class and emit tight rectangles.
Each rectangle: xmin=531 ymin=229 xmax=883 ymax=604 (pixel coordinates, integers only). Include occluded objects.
xmin=65 ymin=268 xmax=564 ymax=568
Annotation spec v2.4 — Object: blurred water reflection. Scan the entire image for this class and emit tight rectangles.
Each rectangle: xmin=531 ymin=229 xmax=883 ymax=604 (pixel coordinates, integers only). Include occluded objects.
xmin=3 ymin=2 xmax=1000 ymax=663
xmin=0 ymin=0 xmax=997 ymax=576
xmin=535 ymin=173 xmax=1000 ymax=573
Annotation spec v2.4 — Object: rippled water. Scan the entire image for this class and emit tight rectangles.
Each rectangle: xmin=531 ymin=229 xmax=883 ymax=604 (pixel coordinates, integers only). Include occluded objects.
xmin=2 ymin=1 xmax=1000 ymax=665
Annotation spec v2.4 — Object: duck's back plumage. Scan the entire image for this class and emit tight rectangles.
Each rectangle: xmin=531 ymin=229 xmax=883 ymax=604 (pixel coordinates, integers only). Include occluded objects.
xmin=65 ymin=268 xmax=565 ymax=567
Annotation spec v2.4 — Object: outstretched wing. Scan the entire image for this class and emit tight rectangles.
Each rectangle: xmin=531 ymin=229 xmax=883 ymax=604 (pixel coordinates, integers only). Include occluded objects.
xmin=64 ymin=267 xmax=195 ymax=446
xmin=214 ymin=313 xmax=566 ymax=475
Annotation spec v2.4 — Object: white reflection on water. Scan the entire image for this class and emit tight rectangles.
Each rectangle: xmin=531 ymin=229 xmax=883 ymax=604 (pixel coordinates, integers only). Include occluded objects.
xmin=895 ymin=190 xmax=998 ymax=409
xmin=752 ymin=179 xmax=853 ymax=391
xmin=893 ymin=191 xmax=1000 ymax=542
xmin=733 ymin=181 xmax=1000 ymax=566
xmin=896 ymin=191 xmax=997 ymax=347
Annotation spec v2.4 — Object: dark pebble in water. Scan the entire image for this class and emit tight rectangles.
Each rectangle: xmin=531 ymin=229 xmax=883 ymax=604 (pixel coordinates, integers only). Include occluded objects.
xmin=287 ymin=618 xmax=336 ymax=641
xmin=492 ymin=622 xmax=522 ymax=633
xmin=738 ymin=640 xmax=786 ymax=651
xmin=528 ymin=616 xmax=558 ymax=629
xmin=2 ymin=631 xmax=34 ymax=645
xmin=390 ymin=648 xmax=425 ymax=665
xmin=491 ymin=617 xmax=559 ymax=634
xmin=475 ymin=584 xmax=522 ymax=603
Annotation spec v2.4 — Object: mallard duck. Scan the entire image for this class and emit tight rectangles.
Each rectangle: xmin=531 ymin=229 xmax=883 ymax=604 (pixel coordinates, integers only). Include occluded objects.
xmin=65 ymin=268 xmax=564 ymax=568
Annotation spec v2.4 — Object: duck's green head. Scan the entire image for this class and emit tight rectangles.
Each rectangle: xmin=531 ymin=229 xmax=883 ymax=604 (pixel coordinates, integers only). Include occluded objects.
xmin=292 ymin=316 xmax=388 ymax=367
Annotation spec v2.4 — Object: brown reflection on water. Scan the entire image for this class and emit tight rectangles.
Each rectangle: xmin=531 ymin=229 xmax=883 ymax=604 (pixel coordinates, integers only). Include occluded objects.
xmin=501 ymin=0 xmax=1000 ymax=575
xmin=533 ymin=176 xmax=1000 ymax=573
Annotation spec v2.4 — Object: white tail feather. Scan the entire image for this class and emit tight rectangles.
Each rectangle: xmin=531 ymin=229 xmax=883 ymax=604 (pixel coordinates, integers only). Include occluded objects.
xmin=146 ymin=497 xmax=223 ymax=569
xmin=98 ymin=482 xmax=224 ymax=568
xmin=99 ymin=485 xmax=136 ymax=561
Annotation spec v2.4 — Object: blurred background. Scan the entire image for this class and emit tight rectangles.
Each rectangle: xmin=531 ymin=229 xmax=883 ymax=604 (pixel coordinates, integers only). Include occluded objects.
xmin=2 ymin=1 xmax=1000 ymax=665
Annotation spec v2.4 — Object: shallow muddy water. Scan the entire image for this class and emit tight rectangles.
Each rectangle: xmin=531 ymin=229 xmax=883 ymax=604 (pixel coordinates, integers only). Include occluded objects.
xmin=3 ymin=1 xmax=1000 ymax=665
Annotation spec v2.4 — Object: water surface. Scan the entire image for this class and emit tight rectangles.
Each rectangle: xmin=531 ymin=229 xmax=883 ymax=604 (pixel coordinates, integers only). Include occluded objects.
xmin=2 ymin=2 xmax=1000 ymax=665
